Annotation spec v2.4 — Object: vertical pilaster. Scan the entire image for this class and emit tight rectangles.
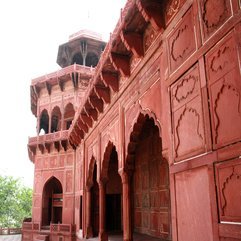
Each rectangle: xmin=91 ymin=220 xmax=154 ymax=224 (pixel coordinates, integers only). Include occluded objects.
xmin=85 ymin=189 xmax=93 ymax=238
xmin=121 ymin=172 xmax=132 ymax=241
xmin=98 ymin=180 xmax=108 ymax=241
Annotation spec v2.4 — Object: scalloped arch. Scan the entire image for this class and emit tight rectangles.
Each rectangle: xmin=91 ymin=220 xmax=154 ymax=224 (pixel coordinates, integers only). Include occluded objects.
xmin=126 ymin=108 xmax=162 ymax=149
xmin=125 ymin=109 xmax=162 ymax=172
xmin=86 ymin=156 xmax=97 ymax=189
xmin=101 ymin=141 xmax=117 ymax=180
xmin=64 ymin=101 xmax=75 ymax=110
xmin=42 ymin=175 xmax=63 ymax=193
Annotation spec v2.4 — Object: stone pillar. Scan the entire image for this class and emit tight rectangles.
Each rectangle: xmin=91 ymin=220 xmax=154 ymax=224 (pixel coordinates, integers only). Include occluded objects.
xmin=48 ymin=112 xmax=51 ymax=134
xmin=98 ymin=180 xmax=108 ymax=241
xmin=86 ymin=189 xmax=93 ymax=238
xmin=37 ymin=115 xmax=40 ymax=135
xmin=121 ymin=172 xmax=132 ymax=241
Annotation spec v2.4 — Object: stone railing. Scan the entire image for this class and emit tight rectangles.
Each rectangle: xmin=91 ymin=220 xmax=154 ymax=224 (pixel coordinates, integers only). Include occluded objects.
xmin=28 ymin=130 xmax=69 ymax=146
xmin=0 ymin=227 xmax=22 ymax=235
xmin=31 ymin=64 xmax=93 ymax=85
xmin=50 ymin=224 xmax=76 ymax=234
xmin=22 ymin=222 xmax=40 ymax=232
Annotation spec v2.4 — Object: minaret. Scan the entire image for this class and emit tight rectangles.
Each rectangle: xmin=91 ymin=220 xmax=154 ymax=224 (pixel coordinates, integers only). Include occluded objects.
xmin=57 ymin=30 xmax=106 ymax=68
xmin=25 ymin=30 xmax=106 ymax=241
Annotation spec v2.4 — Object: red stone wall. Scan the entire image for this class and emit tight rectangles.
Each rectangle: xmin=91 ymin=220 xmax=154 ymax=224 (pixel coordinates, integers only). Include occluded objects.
xmin=162 ymin=0 xmax=241 ymax=240
xmin=32 ymin=151 xmax=75 ymax=225
xmin=28 ymin=0 xmax=241 ymax=240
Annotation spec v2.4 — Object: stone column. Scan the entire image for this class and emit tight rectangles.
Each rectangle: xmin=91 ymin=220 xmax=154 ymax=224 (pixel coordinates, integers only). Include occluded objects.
xmin=86 ymin=189 xmax=93 ymax=238
xmin=121 ymin=172 xmax=132 ymax=241
xmin=98 ymin=180 xmax=108 ymax=241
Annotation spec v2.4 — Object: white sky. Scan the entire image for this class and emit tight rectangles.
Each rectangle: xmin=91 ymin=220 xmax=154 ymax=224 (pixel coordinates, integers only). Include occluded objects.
xmin=0 ymin=0 xmax=126 ymax=187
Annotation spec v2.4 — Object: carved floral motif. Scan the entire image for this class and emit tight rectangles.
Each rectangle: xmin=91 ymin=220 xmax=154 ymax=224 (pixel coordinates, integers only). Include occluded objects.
xmin=171 ymin=24 xmax=189 ymax=62
xmin=144 ymin=24 xmax=158 ymax=51
xmin=175 ymin=107 xmax=203 ymax=157
xmin=166 ymin=0 xmax=181 ymax=22
xmin=201 ymin=0 xmax=231 ymax=38
xmin=66 ymin=170 xmax=73 ymax=192
xmin=216 ymin=161 xmax=241 ymax=221
xmin=165 ymin=0 xmax=187 ymax=25
xmin=206 ymin=34 xmax=236 ymax=84
xmin=173 ymin=75 xmax=197 ymax=104
xmin=221 ymin=167 xmax=241 ymax=215
xmin=171 ymin=64 xmax=205 ymax=160
xmin=213 ymin=82 xmax=241 ymax=144
xmin=168 ymin=7 xmax=196 ymax=72
xmin=210 ymin=46 xmax=229 ymax=73
xmin=130 ymin=56 xmax=141 ymax=72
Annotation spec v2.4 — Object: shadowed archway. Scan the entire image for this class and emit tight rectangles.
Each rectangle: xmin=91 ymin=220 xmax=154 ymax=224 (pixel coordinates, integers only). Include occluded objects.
xmin=126 ymin=114 xmax=171 ymax=240
xmin=41 ymin=176 xmax=63 ymax=227
xmin=86 ymin=157 xmax=99 ymax=238
xmin=101 ymin=143 xmax=122 ymax=234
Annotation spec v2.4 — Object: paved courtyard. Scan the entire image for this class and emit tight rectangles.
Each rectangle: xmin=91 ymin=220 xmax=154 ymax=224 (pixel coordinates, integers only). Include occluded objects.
xmin=0 ymin=235 xmax=21 ymax=241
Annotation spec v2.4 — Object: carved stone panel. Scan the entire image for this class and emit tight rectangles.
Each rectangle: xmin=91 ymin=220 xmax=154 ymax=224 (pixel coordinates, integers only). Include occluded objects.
xmin=144 ymin=23 xmax=158 ymax=52
xmin=65 ymin=170 xmax=73 ymax=193
xmin=35 ymin=158 xmax=42 ymax=170
xmin=171 ymin=64 xmax=205 ymax=161
xmin=49 ymin=156 xmax=57 ymax=168
xmin=165 ymin=0 xmax=186 ymax=25
xmin=200 ymin=0 xmax=232 ymax=41
xmin=140 ymin=79 xmax=162 ymax=124
xmin=167 ymin=7 xmax=196 ymax=73
xmin=34 ymin=171 xmax=42 ymax=194
xmin=33 ymin=196 xmax=41 ymax=208
xmin=206 ymin=31 xmax=241 ymax=149
xmin=66 ymin=154 xmax=73 ymax=166
xmin=215 ymin=159 xmax=241 ymax=222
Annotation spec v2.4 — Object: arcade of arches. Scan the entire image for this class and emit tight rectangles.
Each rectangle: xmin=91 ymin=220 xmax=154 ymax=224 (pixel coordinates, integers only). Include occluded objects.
xmin=25 ymin=1 xmax=241 ymax=241
xmin=84 ymin=116 xmax=170 ymax=241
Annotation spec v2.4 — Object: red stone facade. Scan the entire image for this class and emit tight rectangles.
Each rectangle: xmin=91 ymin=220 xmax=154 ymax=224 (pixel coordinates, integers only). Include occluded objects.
xmin=23 ymin=1 xmax=241 ymax=241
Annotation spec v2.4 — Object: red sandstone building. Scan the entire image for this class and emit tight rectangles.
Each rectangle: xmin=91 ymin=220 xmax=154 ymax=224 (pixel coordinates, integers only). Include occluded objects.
xmin=23 ymin=0 xmax=241 ymax=241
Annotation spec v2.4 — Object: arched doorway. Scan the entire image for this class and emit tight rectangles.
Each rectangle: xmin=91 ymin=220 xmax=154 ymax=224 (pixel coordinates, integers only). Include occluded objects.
xmin=72 ymin=52 xmax=83 ymax=65
xmin=105 ymin=146 xmax=122 ymax=233
xmin=42 ymin=177 xmax=63 ymax=227
xmin=127 ymin=115 xmax=171 ymax=240
xmin=86 ymin=52 xmax=98 ymax=67
xmin=51 ymin=106 xmax=61 ymax=133
xmin=64 ymin=103 xmax=75 ymax=130
xmin=39 ymin=109 xmax=49 ymax=134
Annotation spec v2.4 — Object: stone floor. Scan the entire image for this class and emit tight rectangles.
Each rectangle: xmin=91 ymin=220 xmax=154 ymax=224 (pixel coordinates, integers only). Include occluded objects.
xmin=0 ymin=235 xmax=21 ymax=241
xmin=82 ymin=233 xmax=163 ymax=241
xmin=0 ymin=233 xmax=162 ymax=241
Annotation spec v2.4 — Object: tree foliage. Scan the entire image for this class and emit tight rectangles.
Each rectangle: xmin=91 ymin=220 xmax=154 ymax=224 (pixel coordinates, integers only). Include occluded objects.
xmin=0 ymin=175 xmax=32 ymax=228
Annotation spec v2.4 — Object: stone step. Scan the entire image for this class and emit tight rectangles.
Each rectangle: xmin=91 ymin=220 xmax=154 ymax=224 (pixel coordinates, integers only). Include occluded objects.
xmin=35 ymin=234 xmax=49 ymax=241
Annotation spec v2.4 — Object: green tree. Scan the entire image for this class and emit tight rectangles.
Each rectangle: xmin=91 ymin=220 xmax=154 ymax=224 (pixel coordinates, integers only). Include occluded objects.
xmin=0 ymin=175 xmax=32 ymax=228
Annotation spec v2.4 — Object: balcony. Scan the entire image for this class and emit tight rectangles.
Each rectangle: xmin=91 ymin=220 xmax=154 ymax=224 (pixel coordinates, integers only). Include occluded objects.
xmin=28 ymin=130 xmax=69 ymax=146
xmin=28 ymin=130 xmax=73 ymax=161
xmin=30 ymin=64 xmax=94 ymax=116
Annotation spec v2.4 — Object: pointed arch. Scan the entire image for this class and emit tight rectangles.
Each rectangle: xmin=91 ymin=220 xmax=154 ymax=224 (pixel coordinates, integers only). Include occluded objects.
xmin=86 ymin=156 xmax=97 ymax=189
xmin=125 ymin=111 xmax=171 ymax=239
xmin=72 ymin=52 xmax=83 ymax=65
xmin=101 ymin=141 xmax=114 ymax=181
xmin=51 ymin=106 xmax=62 ymax=133
xmin=39 ymin=109 xmax=49 ymax=134
xmin=42 ymin=176 xmax=63 ymax=193
xmin=42 ymin=176 xmax=63 ymax=226
xmin=86 ymin=52 xmax=99 ymax=67
xmin=125 ymin=110 xmax=161 ymax=172
xmin=64 ymin=102 xmax=75 ymax=130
